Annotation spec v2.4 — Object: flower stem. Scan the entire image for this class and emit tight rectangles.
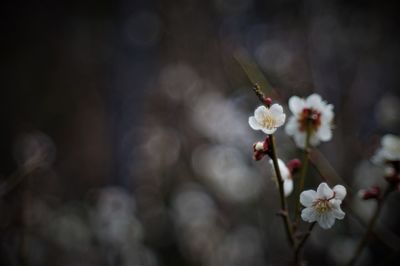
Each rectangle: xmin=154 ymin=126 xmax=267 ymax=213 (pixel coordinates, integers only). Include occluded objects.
xmin=270 ymin=135 xmax=296 ymax=247
xmin=294 ymin=222 xmax=316 ymax=265
xmin=348 ymin=186 xmax=393 ymax=266
xmin=295 ymin=125 xmax=311 ymax=224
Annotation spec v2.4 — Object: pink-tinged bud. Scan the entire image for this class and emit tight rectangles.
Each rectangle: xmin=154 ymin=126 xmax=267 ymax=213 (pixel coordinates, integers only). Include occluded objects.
xmin=286 ymin=159 xmax=301 ymax=175
xmin=252 ymin=136 xmax=272 ymax=161
xmin=358 ymin=186 xmax=381 ymax=200
xmin=263 ymin=97 xmax=272 ymax=107
xmin=254 ymin=141 xmax=264 ymax=151
xmin=253 ymin=150 xmax=265 ymax=161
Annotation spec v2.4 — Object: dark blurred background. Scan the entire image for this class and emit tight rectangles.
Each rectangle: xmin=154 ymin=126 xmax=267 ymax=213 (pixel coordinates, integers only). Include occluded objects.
xmin=1 ymin=0 xmax=400 ymax=265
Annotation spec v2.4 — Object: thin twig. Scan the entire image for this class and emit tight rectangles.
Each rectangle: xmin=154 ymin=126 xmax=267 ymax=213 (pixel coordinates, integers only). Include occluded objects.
xmin=348 ymin=186 xmax=393 ymax=266
xmin=270 ymin=135 xmax=296 ymax=247
xmin=295 ymin=125 xmax=311 ymax=225
xmin=294 ymin=222 xmax=316 ymax=265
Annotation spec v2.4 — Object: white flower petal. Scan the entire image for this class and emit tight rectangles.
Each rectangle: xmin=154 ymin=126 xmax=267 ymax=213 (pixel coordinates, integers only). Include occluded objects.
xmin=382 ymin=134 xmax=400 ymax=148
xmin=261 ymin=127 xmax=277 ymax=135
xmin=254 ymin=106 xmax=268 ymax=121
xmin=306 ymin=94 xmax=323 ymax=110
xmin=331 ymin=206 xmax=345 ymax=220
xmin=288 ymin=96 xmax=305 ymax=115
xmin=275 ymin=114 xmax=286 ymax=127
xmin=269 ymin=103 xmax=284 ymax=116
xmin=294 ymin=132 xmax=306 ymax=149
xmin=300 ymin=190 xmax=317 ymax=207
xmin=270 ymin=159 xmax=291 ymax=181
xmin=333 ymin=185 xmax=347 ymax=201
xmin=284 ymin=116 xmax=298 ymax=136
xmin=284 ymin=179 xmax=293 ymax=197
xmin=309 ymin=134 xmax=321 ymax=147
xmin=248 ymin=116 xmax=262 ymax=130
xmin=317 ymin=124 xmax=332 ymax=141
xmin=301 ymin=207 xmax=318 ymax=223
xmin=317 ymin=213 xmax=336 ymax=229
xmin=316 ymin=183 xmax=334 ymax=199
xmin=321 ymin=104 xmax=334 ymax=123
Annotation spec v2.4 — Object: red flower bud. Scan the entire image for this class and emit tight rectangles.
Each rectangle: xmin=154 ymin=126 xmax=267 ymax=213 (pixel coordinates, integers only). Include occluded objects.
xmin=263 ymin=97 xmax=272 ymax=107
xmin=359 ymin=186 xmax=381 ymax=200
xmin=252 ymin=136 xmax=272 ymax=161
xmin=286 ymin=159 xmax=301 ymax=175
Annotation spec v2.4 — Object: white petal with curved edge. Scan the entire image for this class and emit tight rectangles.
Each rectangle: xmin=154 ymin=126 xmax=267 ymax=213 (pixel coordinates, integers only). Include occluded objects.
xmin=332 ymin=207 xmax=345 ymax=220
xmin=284 ymin=179 xmax=293 ymax=197
xmin=277 ymin=159 xmax=291 ymax=180
xmin=254 ymin=106 xmax=268 ymax=121
xmin=275 ymin=113 xmax=286 ymax=127
xmin=288 ymin=96 xmax=305 ymax=115
xmin=294 ymin=132 xmax=306 ymax=149
xmin=309 ymin=134 xmax=321 ymax=147
xmin=317 ymin=125 xmax=332 ymax=141
xmin=316 ymin=183 xmax=334 ymax=199
xmin=284 ymin=116 xmax=298 ymax=136
xmin=333 ymin=185 xmax=347 ymax=200
xmin=301 ymin=207 xmax=318 ymax=222
xmin=300 ymin=190 xmax=317 ymax=207
xmin=248 ymin=116 xmax=262 ymax=130
xmin=269 ymin=103 xmax=284 ymax=116
xmin=321 ymin=104 xmax=334 ymax=123
xmin=317 ymin=212 xmax=336 ymax=229
xmin=261 ymin=127 xmax=277 ymax=135
xmin=382 ymin=134 xmax=400 ymax=148
xmin=306 ymin=94 xmax=323 ymax=110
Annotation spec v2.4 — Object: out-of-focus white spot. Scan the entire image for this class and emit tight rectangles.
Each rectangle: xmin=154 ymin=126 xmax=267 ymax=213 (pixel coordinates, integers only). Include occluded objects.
xmin=208 ymin=226 xmax=265 ymax=266
xmin=255 ymin=40 xmax=293 ymax=74
xmin=172 ymin=185 xmax=217 ymax=227
xmin=375 ymin=94 xmax=400 ymax=128
xmin=159 ymin=63 xmax=202 ymax=102
xmin=91 ymin=187 xmax=143 ymax=247
xmin=172 ymin=185 xmax=222 ymax=261
xmin=192 ymin=145 xmax=262 ymax=202
xmin=141 ymin=127 xmax=181 ymax=169
xmin=49 ymin=210 xmax=91 ymax=251
xmin=191 ymin=91 xmax=252 ymax=147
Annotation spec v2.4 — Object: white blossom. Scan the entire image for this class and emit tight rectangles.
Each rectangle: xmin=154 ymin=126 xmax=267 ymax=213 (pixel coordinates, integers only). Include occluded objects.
xmin=285 ymin=94 xmax=334 ymax=149
xmin=269 ymin=158 xmax=293 ymax=197
xmin=248 ymin=104 xmax=286 ymax=135
xmin=300 ymin=182 xmax=346 ymax=229
xmin=372 ymin=134 xmax=400 ymax=164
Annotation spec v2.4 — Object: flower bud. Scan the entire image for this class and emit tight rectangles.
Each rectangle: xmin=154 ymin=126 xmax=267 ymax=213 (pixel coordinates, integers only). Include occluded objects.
xmin=263 ymin=97 xmax=272 ymax=107
xmin=252 ymin=136 xmax=272 ymax=161
xmin=254 ymin=141 xmax=264 ymax=151
xmin=286 ymin=159 xmax=301 ymax=175
xmin=358 ymin=186 xmax=381 ymax=200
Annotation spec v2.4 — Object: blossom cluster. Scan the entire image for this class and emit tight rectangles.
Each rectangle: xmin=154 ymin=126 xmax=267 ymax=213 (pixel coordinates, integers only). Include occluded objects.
xmin=359 ymin=134 xmax=400 ymax=199
xmin=248 ymin=93 xmax=346 ymax=229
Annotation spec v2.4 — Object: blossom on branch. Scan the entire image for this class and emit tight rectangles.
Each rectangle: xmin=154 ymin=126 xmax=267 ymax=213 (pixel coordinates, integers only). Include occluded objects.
xmin=372 ymin=134 xmax=400 ymax=164
xmin=285 ymin=94 xmax=334 ymax=149
xmin=300 ymin=182 xmax=346 ymax=229
xmin=248 ymin=104 xmax=286 ymax=135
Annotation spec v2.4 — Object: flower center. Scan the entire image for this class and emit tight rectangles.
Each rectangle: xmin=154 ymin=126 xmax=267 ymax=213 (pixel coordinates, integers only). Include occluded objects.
xmin=261 ymin=115 xmax=276 ymax=130
xmin=298 ymin=108 xmax=321 ymax=132
xmin=313 ymin=199 xmax=331 ymax=214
